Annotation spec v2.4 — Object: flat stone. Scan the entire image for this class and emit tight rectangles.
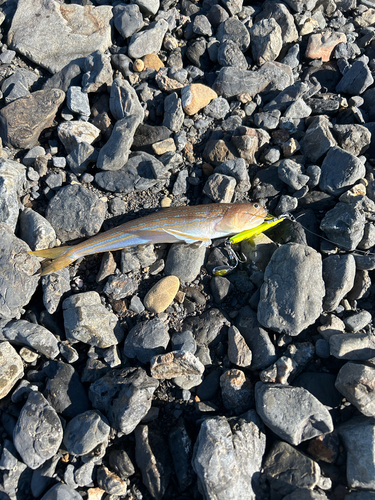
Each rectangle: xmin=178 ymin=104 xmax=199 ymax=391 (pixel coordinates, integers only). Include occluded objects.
xmin=144 ymin=275 xmax=180 ymax=314
xmin=216 ymin=18 xmax=250 ymax=52
xmin=103 ymin=274 xmax=138 ymax=301
xmin=45 ymin=184 xmax=106 ymax=243
xmin=63 ymin=291 xmax=122 ymax=348
xmin=305 ymin=30 xmax=346 ymax=62
xmin=163 ymin=92 xmax=184 ymax=132
xmin=57 ymin=121 xmax=100 ymax=154
xmin=113 ymin=4 xmax=144 ymax=39
xmin=109 ymin=77 xmax=144 ymax=122
xmin=128 ymin=20 xmax=169 ymax=60
xmin=258 ymin=244 xmax=324 ymax=336
xmin=8 ymin=0 xmax=112 ymax=74
xmin=0 ymin=225 xmax=40 ymax=320
xmin=336 ymin=60 xmax=374 ymax=95
xmin=256 ymin=382 xmax=333 ymax=445
xmin=143 ymin=53 xmax=164 ymax=71
xmin=0 ymin=89 xmax=65 ymax=149
xmin=181 ymin=84 xmax=217 ymax=116
xmin=0 ymin=342 xmax=24 ymax=399
xmin=0 ymin=159 xmax=27 ymax=232
xmin=150 ymin=350 xmax=204 ymax=379
xmin=67 ymin=86 xmax=90 ymax=117
xmin=13 ymin=391 xmax=63 ymax=470
xmin=330 ymin=333 xmax=375 ymax=360
xmin=82 ymin=50 xmax=113 ymax=94
xmin=64 ymin=410 xmax=110 ymax=456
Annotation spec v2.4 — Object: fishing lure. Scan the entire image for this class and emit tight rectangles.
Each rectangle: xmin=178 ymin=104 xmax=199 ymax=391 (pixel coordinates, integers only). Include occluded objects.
xmin=29 ymin=202 xmax=268 ymax=275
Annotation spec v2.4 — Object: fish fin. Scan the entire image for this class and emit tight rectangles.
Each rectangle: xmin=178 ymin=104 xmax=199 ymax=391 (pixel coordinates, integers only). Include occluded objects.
xmin=163 ymin=228 xmax=211 ymax=245
xmin=28 ymin=246 xmax=75 ymax=276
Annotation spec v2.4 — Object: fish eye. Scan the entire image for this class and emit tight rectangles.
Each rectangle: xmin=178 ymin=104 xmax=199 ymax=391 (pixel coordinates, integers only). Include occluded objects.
xmin=253 ymin=203 xmax=259 ymax=209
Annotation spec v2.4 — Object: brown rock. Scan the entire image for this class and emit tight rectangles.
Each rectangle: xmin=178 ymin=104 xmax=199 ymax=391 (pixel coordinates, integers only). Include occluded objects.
xmin=228 ymin=326 xmax=252 ymax=367
xmin=133 ymin=59 xmax=144 ymax=72
xmin=152 ymin=138 xmax=176 ymax=155
xmin=155 ymin=69 xmax=184 ymax=92
xmin=231 ymin=135 xmax=259 ymax=163
xmin=0 ymin=342 xmax=24 ymax=399
xmin=203 ymin=139 xmax=236 ymax=165
xmin=0 ymin=89 xmax=65 ymax=149
xmin=305 ymin=30 xmax=347 ymax=62
xmin=143 ymin=53 xmax=164 ymax=71
xmin=150 ymin=350 xmax=205 ymax=379
xmin=144 ymin=275 xmax=180 ymax=314
xmin=181 ymin=84 xmax=217 ymax=116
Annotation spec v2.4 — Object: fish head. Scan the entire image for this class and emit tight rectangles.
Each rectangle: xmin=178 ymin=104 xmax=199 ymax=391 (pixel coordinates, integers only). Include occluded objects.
xmin=217 ymin=203 xmax=268 ymax=233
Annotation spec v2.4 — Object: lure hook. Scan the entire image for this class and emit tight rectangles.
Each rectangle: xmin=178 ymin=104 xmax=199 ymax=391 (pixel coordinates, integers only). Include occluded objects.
xmin=212 ymin=241 xmax=247 ymax=276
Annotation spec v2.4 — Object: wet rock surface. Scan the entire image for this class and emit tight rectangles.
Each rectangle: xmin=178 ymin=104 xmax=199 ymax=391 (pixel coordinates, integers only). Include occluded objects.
xmin=1 ymin=0 xmax=375 ymax=498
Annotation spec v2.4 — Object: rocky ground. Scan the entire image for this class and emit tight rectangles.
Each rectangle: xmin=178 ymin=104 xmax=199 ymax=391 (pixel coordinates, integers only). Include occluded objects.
xmin=1 ymin=0 xmax=375 ymax=499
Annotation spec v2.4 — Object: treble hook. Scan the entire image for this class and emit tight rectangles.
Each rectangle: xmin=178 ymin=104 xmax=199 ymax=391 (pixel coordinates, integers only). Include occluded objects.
xmin=212 ymin=241 xmax=247 ymax=276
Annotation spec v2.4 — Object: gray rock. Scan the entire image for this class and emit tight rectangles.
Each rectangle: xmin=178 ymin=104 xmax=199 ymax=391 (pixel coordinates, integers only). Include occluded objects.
xmin=344 ymin=310 xmax=372 ymax=332
xmin=103 ymin=274 xmax=138 ymax=300
xmin=113 ymin=4 xmax=144 ymax=39
xmin=82 ymin=50 xmax=113 ymax=94
xmin=347 ymin=269 xmax=372 ymax=301
xmin=64 ymin=410 xmax=110 ymax=456
xmin=207 ymin=5 xmax=229 ymax=28
xmin=168 ymin=419 xmax=194 ymax=491
xmin=284 ymin=99 xmax=312 ymax=119
xmin=192 ymin=412 xmax=266 ymax=500
xmin=213 ymin=62 xmax=293 ymax=98
xmin=150 ymin=350 xmax=205 ymax=379
xmin=338 ymin=416 xmax=375 ymax=490
xmin=110 ymin=77 xmax=144 ymax=122
xmin=332 ymin=124 xmax=371 ymax=156
xmin=40 ymin=483 xmax=82 ymax=500
xmin=172 ymin=169 xmax=189 ymax=196
xmin=63 ymin=291 xmax=122 ymax=348
xmin=235 ymin=306 xmax=277 ymax=370
xmin=42 ymin=268 xmax=70 ymax=315
xmin=57 ymin=120 xmax=100 ymax=153
xmin=0 ymin=159 xmax=26 ymax=233
xmin=96 ymin=115 xmax=142 ymax=171
xmin=275 ymin=195 xmax=298 ymax=215
xmin=319 ymin=147 xmax=366 ymax=196
xmin=204 ymin=97 xmax=230 ymax=120
xmin=214 ymin=158 xmax=250 ymax=192
xmin=67 ymin=86 xmax=90 ymax=117
xmin=217 ymin=40 xmax=248 ymax=70
xmin=1 ymin=68 xmax=38 ymax=103
xmin=66 ymin=141 xmax=97 ymax=175
xmin=128 ymin=20 xmax=169 ymax=60
xmin=250 ymin=19 xmax=283 ymax=65
xmin=45 ymin=184 xmax=106 ymax=243
xmin=135 ymin=425 xmax=171 ymax=500
xmin=320 ymin=202 xmax=366 ymax=252
xmin=192 ymin=15 xmax=212 ymax=37
xmin=254 ymin=110 xmax=281 ymax=130
xmin=165 ymin=243 xmax=207 ymax=282
xmin=330 ymin=333 xmax=375 ymax=360
xmin=258 ymin=244 xmax=324 ymax=336
xmin=322 ymin=254 xmax=356 ymax=312
xmin=220 ymin=369 xmax=254 ymax=413
xmin=263 ymin=441 xmax=321 ymax=499
xmin=96 ymin=151 xmax=168 ymax=192
xmin=171 ymin=330 xmax=197 ymax=354
xmin=256 ymin=382 xmax=333 ymax=445
xmin=264 ymin=81 xmax=309 ymax=112
xmin=124 ymin=317 xmax=169 ymax=364
xmin=97 ymin=465 xmax=127 ymax=496
xmin=19 ymin=208 xmax=56 ymax=252
xmin=13 ymin=392 xmax=63 ymax=470
xmin=278 ymin=159 xmax=309 ymax=191
xmin=336 ymin=60 xmax=374 ymax=95
xmin=301 ymin=116 xmax=337 ymax=162
xmin=121 ymin=244 xmax=157 ymax=273
xmin=1 ymin=319 xmax=59 ymax=359
xmin=43 ymin=62 xmax=82 ymax=93
xmin=216 ymin=18 xmax=250 ymax=52
xmin=89 ymin=366 xmax=159 ymax=434
xmin=282 ymin=43 xmax=300 ymax=69
xmin=0 ymin=342 xmax=23 ymax=399
xmin=43 ymin=360 xmax=91 ymax=419
xmin=183 ymin=308 xmax=229 ymax=348
xmin=210 ymin=276 xmax=233 ymax=303
xmin=336 ymin=362 xmax=375 ymax=417
xmin=228 ymin=325 xmax=252 ymax=367
xmin=255 ymin=2 xmax=298 ymax=44
xmin=162 ymin=92 xmax=184 ymax=132
xmin=203 ymin=173 xmax=236 ymax=203
xmin=8 ymin=0 xmax=112 ymax=74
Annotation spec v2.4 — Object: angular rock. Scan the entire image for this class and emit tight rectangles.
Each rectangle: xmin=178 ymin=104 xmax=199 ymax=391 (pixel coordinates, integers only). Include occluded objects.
xmin=214 ymin=158 xmax=250 ymax=192
xmin=255 ymin=2 xmax=298 ymax=44
xmin=332 ymin=124 xmax=371 ymax=156
xmin=124 ymin=317 xmax=169 ymax=364
xmin=305 ymin=31 xmax=346 ymax=62
xmin=258 ymin=244 xmax=324 ymax=336
xmin=128 ymin=20 xmax=169 ymax=60
xmin=217 ymin=40 xmax=248 ymax=70
xmin=41 ymin=268 xmax=70 ymax=314
xmin=8 ymin=0 xmax=113 ymax=73
xmin=89 ymin=366 xmax=159 ymax=434
xmin=64 ymin=410 xmax=110 ymax=456
xmin=1 ymin=319 xmax=59 ymax=359
xmin=19 ymin=208 xmax=56 ymax=251
xmin=216 ymin=18 xmax=250 ymax=52
xmin=113 ymin=4 xmax=144 ymax=39
xmin=165 ymin=243 xmax=207 ymax=282
xmin=336 ymin=60 xmax=374 ymax=95
xmin=192 ymin=412 xmax=266 ymax=500
xmin=181 ymin=84 xmax=217 ymax=116
xmin=319 ymin=147 xmax=366 ymax=196
xmin=220 ymin=369 xmax=254 ymax=414
xmin=330 ymin=333 xmax=375 ymax=360
xmin=336 ymin=362 xmax=375 ymax=417
xmin=57 ymin=121 xmax=100 ymax=154
xmin=250 ymin=19 xmax=283 ymax=65
xmin=66 ymin=142 xmax=97 ymax=175
xmin=13 ymin=392 xmax=63 ymax=470
xmin=320 ymin=202 xmax=366 ymax=252
xmin=301 ymin=116 xmax=337 ymax=162
xmin=0 ymin=159 xmax=26 ymax=232
xmin=255 ymin=383 xmax=333 ymax=445
xmin=278 ymin=159 xmax=309 ymax=191
xmin=162 ymin=92 xmax=184 ymax=132
xmin=63 ymin=291 xmax=122 ymax=348
xmin=45 ymin=184 xmax=106 ymax=243
xmin=110 ymin=77 xmax=144 ymax=122
xmin=203 ymin=173 xmax=236 ymax=203
xmin=103 ymin=274 xmax=138 ymax=300
xmin=0 ymin=89 xmax=65 ymax=149
xmin=322 ymin=254 xmax=356 ymax=312
xmin=82 ymin=50 xmax=113 ymax=94
xmin=151 ymin=350 xmax=204 ymax=379
xmin=0 ymin=342 xmax=24 ymax=399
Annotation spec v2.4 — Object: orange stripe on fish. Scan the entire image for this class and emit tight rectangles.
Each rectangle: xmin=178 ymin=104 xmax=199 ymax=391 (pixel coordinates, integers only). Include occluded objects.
xmin=29 ymin=203 xmax=267 ymax=275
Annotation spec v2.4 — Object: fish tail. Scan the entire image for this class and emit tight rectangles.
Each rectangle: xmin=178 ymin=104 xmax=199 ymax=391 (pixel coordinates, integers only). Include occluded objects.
xmin=28 ymin=246 xmax=76 ymax=275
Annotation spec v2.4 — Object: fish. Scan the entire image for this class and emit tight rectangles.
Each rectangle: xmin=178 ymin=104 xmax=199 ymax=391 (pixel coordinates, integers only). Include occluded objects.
xmin=29 ymin=202 xmax=268 ymax=275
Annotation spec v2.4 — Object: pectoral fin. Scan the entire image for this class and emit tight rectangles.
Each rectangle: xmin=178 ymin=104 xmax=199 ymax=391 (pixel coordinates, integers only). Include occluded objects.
xmin=163 ymin=228 xmax=211 ymax=246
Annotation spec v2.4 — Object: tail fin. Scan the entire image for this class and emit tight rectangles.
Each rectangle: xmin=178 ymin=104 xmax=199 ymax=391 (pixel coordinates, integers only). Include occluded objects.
xmin=28 ymin=246 xmax=76 ymax=276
